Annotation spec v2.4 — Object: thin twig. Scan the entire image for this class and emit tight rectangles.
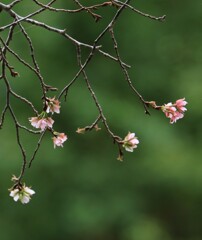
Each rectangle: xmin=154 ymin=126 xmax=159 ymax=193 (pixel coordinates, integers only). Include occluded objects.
xmin=109 ymin=27 xmax=150 ymax=114
xmin=114 ymin=0 xmax=166 ymax=21
xmin=76 ymin=45 xmax=122 ymax=144
xmin=28 ymin=131 xmax=46 ymax=168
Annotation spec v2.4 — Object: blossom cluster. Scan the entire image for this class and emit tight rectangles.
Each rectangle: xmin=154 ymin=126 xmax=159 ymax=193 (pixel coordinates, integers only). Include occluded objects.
xmin=8 ymin=98 xmax=187 ymax=204
xmin=29 ymin=116 xmax=54 ymax=131
xmin=9 ymin=184 xmax=35 ymax=204
xmin=119 ymin=98 xmax=187 ymax=159
xmin=161 ymin=98 xmax=187 ymax=124
xmin=29 ymin=97 xmax=67 ymax=148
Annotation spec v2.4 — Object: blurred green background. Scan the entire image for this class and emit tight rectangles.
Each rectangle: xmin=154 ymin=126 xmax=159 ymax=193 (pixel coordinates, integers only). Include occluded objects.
xmin=1 ymin=1 xmax=202 ymax=240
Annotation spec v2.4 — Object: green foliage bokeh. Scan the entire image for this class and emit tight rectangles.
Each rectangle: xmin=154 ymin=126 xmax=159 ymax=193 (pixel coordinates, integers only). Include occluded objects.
xmin=0 ymin=1 xmax=202 ymax=240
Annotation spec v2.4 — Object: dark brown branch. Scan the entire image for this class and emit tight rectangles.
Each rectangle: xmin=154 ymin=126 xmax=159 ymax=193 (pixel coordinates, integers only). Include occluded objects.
xmin=114 ymin=0 xmax=166 ymax=21
xmin=76 ymin=45 xmax=122 ymax=146
xmin=9 ymin=106 xmax=27 ymax=181
xmin=58 ymin=0 xmax=131 ymax=99
xmin=109 ymin=27 xmax=150 ymax=115
xmin=28 ymin=131 xmax=46 ymax=168
xmin=0 ymin=0 xmax=167 ymax=180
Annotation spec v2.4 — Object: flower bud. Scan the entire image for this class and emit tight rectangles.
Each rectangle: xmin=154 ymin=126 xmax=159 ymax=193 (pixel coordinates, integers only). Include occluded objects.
xmin=123 ymin=132 xmax=139 ymax=152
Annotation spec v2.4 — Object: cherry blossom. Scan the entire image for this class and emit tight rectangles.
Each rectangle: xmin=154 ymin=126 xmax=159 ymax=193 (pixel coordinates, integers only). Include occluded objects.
xmin=46 ymin=97 xmax=60 ymax=114
xmin=123 ymin=132 xmax=139 ymax=152
xmin=9 ymin=185 xmax=35 ymax=204
xmin=29 ymin=116 xmax=54 ymax=131
xmin=52 ymin=132 xmax=68 ymax=148
xmin=162 ymin=98 xmax=188 ymax=124
xmin=175 ymin=98 xmax=188 ymax=112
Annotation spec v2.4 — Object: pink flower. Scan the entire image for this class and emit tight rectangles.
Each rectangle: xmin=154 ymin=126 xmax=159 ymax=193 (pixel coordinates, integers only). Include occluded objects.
xmin=175 ymin=98 xmax=187 ymax=112
xmin=162 ymin=103 xmax=179 ymax=124
xmin=45 ymin=117 xmax=54 ymax=128
xmin=46 ymin=97 xmax=60 ymax=114
xmin=29 ymin=116 xmax=54 ymax=131
xmin=52 ymin=132 xmax=67 ymax=148
xmin=162 ymin=98 xmax=187 ymax=124
xmin=123 ymin=132 xmax=139 ymax=152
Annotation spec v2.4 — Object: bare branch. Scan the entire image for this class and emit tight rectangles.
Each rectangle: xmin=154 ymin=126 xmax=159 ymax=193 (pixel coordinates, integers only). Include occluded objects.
xmin=0 ymin=0 xmax=173 ymax=188
xmin=114 ymin=0 xmax=166 ymax=21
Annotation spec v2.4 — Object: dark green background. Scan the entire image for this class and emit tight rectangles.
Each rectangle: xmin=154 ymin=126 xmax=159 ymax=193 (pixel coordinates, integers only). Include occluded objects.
xmin=0 ymin=1 xmax=202 ymax=240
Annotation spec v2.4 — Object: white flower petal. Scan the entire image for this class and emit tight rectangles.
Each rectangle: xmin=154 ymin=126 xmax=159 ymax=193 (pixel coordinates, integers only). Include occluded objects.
xmin=13 ymin=194 xmax=20 ymax=202
xmin=24 ymin=187 xmax=35 ymax=195
xmin=10 ymin=189 xmax=19 ymax=197
xmin=21 ymin=195 xmax=30 ymax=204
xmin=125 ymin=146 xmax=133 ymax=152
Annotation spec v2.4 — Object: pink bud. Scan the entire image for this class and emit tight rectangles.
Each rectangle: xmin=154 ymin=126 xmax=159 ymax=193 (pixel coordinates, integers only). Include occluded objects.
xmin=123 ymin=132 xmax=139 ymax=152
xmin=46 ymin=97 xmax=61 ymax=114
xmin=52 ymin=133 xmax=67 ymax=148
